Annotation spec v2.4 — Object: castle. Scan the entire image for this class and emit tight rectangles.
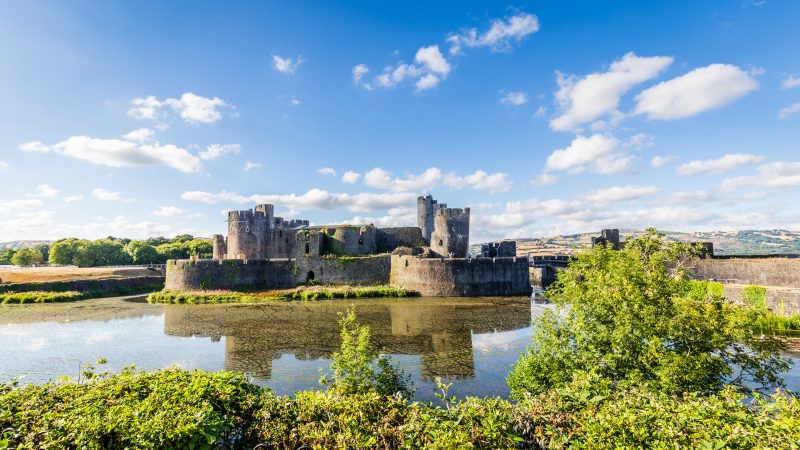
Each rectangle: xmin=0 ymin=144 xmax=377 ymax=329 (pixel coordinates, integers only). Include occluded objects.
xmin=165 ymin=195 xmax=531 ymax=297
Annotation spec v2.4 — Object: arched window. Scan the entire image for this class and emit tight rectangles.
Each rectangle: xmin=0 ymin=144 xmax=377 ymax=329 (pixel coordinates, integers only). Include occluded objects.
xmin=279 ymin=230 xmax=283 ymax=237
xmin=305 ymin=242 xmax=310 ymax=254
xmin=439 ymin=239 xmax=443 ymax=247
xmin=306 ymin=271 xmax=315 ymax=282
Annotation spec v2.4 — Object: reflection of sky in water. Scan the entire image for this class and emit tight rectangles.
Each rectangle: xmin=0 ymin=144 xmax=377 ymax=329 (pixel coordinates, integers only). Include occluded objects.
xmin=1 ymin=299 xmax=798 ymax=401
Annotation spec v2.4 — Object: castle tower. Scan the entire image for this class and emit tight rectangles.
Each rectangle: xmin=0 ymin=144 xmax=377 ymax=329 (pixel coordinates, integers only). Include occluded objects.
xmin=430 ymin=207 xmax=470 ymax=258
xmin=417 ymin=195 xmax=446 ymax=243
xmin=226 ymin=205 xmax=272 ymax=259
xmin=212 ymin=234 xmax=227 ymax=259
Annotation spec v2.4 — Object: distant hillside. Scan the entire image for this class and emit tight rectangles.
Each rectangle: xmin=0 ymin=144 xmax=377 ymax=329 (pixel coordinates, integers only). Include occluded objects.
xmin=0 ymin=240 xmax=54 ymax=251
xmin=481 ymin=230 xmax=800 ymax=257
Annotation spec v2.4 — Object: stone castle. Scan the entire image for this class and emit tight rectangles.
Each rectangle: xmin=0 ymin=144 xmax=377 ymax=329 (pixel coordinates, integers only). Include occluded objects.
xmin=165 ymin=195 xmax=531 ymax=296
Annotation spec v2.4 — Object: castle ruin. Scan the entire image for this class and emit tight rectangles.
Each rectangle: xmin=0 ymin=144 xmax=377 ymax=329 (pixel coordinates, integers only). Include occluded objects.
xmin=166 ymin=195 xmax=531 ymax=297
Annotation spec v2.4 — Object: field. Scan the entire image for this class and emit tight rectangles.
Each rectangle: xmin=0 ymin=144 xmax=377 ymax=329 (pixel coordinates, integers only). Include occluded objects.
xmin=0 ymin=266 xmax=158 ymax=284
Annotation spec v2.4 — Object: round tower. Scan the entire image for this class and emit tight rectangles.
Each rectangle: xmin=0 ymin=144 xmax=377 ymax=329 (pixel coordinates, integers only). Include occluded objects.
xmin=430 ymin=207 xmax=470 ymax=258
xmin=417 ymin=195 xmax=438 ymax=244
xmin=226 ymin=207 xmax=270 ymax=259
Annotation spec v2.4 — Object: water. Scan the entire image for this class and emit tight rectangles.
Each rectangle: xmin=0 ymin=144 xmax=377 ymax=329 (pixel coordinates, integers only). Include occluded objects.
xmin=1 ymin=295 xmax=798 ymax=401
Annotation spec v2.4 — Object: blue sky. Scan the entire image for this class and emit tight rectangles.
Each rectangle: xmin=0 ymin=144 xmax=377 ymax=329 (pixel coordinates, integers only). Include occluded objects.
xmin=1 ymin=0 xmax=799 ymax=243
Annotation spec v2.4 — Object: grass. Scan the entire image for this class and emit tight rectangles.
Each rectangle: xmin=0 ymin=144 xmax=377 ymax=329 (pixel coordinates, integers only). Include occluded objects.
xmin=148 ymin=285 xmax=419 ymax=304
xmin=0 ymin=290 xmax=85 ymax=304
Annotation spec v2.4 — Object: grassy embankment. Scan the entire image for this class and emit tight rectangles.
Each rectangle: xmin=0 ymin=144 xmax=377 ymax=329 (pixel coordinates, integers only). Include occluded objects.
xmin=0 ymin=290 xmax=84 ymax=304
xmin=148 ymin=285 xmax=419 ymax=304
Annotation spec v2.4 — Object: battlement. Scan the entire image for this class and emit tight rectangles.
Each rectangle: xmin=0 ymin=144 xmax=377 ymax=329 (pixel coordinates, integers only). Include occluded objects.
xmin=435 ymin=207 xmax=470 ymax=219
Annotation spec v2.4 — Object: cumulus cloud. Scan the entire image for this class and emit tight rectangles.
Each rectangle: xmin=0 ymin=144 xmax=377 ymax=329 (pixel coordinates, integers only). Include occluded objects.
xmin=650 ymin=155 xmax=672 ymax=168
xmin=317 ymin=167 xmax=336 ymax=176
xmin=584 ymin=185 xmax=659 ymax=203
xmin=0 ymin=199 xmax=43 ymax=214
xmin=375 ymin=63 xmax=424 ymax=89
xmin=721 ymin=162 xmax=800 ymax=190
xmin=199 ymin=143 xmax=240 ymax=160
xmin=20 ymin=134 xmax=203 ymax=173
xmin=152 ymin=206 xmax=184 ymax=217
xmin=415 ymin=73 xmax=441 ymax=92
xmin=180 ymin=189 xmax=416 ymax=212
xmin=342 ymin=171 xmax=361 ymax=184
xmin=633 ymin=64 xmax=758 ymax=120
xmin=123 ymin=128 xmax=155 ymax=143
xmin=677 ymin=153 xmax=765 ymax=175
xmin=447 ymin=13 xmax=540 ymax=54
xmin=92 ymin=188 xmax=124 ymax=202
xmin=781 ymin=74 xmax=800 ymax=90
xmin=243 ymin=161 xmax=262 ymax=171
xmin=363 ymin=167 xmax=442 ymax=192
xmin=415 ymin=45 xmax=450 ymax=76
xmin=127 ymin=92 xmax=233 ymax=125
xmin=273 ymin=55 xmax=302 ymax=74
xmin=550 ymin=52 xmax=673 ymax=131
xmin=779 ymin=102 xmax=800 ymax=119
xmin=442 ymin=170 xmax=512 ymax=193
xmin=500 ymin=91 xmax=528 ymax=106
xmin=543 ymin=134 xmax=632 ymax=175
xmin=352 ymin=64 xmax=372 ymax=90
xmin=30 ymin=184 xmax=59 ymax=198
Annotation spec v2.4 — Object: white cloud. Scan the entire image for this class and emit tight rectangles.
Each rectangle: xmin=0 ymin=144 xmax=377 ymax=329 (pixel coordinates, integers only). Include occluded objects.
xmin=677 ymin=153 xmax=765 ymax=175
xmin=543 ymin=134 xmax=632 ymax=175
xmin=634 ymin=64 xmax=758 ymax=120
xmin=415 ymin=74 xmax=440 ymax=92
xmin=534 ymin=106 xmax=547 ymax=118
xmin=781 ymin=74 xmax=800 ymax=90
xmin=128 ymin=92 xmax=232 ymax=125
xmin=92 ymin=188 xmax=124 ymax=202
xmin=625 ymin=133 xmax=655 ymax=149
xmin=344 ymin=206 xmax=417 ymax=228
xmin=500 ymin=91 xmax=528 ymax=106
xmin=584 ymin=185 xmax=659 ymax=203
xmin=779 ymin=102 xmax=800 ymax=119
xmin=533 ymin=172 xmax=560 ymax=185
xmin=550 ymin=52 xmax=673 ymax=131
xmin=443 ymin=170 xmax=512 ymax=193
xmin=19 ymin=134 xmax=203 ymax=173
xmin=375 ymin=63 xmax=424 ymax=89
xmin=447 ymin=13 xmax=540 ymax=54
xmin=317 ymin=167 xmax=336 ymax=176
xmin=415 ymin=45 xmax=450 ymax=76
xmin=273 ymin=55 xmax=302 ymax=74
xmin=363 ymin=167 xmax=442 ymax=192
xmin=352 ymin=64 xmax=372 ymax=90
xmin=342 ymin=171 xmax=361 ymax=184
xmin=153 ymin=206 xmax=184 ymax=217
xmin=721 ymin=162 xmax=800 ymax=190
xmin=243 ymin=161 xmax=262 ymax=171
xmin=180 ymin=189 xmax=416 ymax=212
xmin=0 ymin=199 xmax=43 ymax=214
xmin=199 ymin=143 xmax=240 ymax=160
xmin=63 ymin=195 xmax=83 ymax=203
xmin=290 ymin=98 xmax=302 ymax=106
xmin=123 ymin=128 xmax=155 ymax=143
xmin=32 ymin=184 xmax=59 ymax=198
xmin=650 ymin=155 xmax=672 ymax=168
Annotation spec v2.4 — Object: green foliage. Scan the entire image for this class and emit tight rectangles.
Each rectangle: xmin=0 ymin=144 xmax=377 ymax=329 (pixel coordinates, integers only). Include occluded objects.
xmin=48 ymin=238 xmax=82 ymax=265
xmin=147 ymin=285 xmax=419 ymax=304
xmin=0 ymin=290 xmax=84 ymax=304
xmin=124 ymin=241 xmax=159 ymax=264
xmin=508 ymin=228 xmax=790 ymax=398
xmin=319 ymin=308 xmax=413 ymax=398
xmin=0 ymin=249 xmax=16 ymax=265
xmin=742 ymin=284 xmax=768 ymax=310
xmin=10 ymin=248 xmax=42 ymax=267
xmin=0 ymin=368 xmax=263 ymax=449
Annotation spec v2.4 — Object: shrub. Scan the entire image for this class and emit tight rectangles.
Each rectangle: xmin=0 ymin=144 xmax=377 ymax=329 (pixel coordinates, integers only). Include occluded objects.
xmin=742 ymin=284 xmax=768 ymax=310
xmin=0 ymin=290 xmax=84 ymax=304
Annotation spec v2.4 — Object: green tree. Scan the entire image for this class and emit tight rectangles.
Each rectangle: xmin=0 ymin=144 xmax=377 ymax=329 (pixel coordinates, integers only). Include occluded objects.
xmin=124 ymin=241 xmax=160 ymax=264
xmin=155 ymin=242 xmax=188 ymax=261
xmin=48 ymin=238 xmax=84 ymax=266
xmin=507 ymin=228 xmax=789 ymax=398
xmin=187 ymin=239 xmax=212 ymax=258
xmin=0 ymin=249 xmax=16 ymax=265
xmin=11 ymin=248 xmax=43 ymax=267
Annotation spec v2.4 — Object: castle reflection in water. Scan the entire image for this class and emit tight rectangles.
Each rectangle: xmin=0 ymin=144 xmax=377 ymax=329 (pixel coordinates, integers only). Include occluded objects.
xmin=163 ymin=298 xmax=532 ymax=381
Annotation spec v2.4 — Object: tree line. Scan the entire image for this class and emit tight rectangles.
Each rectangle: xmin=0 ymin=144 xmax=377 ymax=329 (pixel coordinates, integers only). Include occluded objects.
xmin=0 ymin=235 xmax=212 ymax=267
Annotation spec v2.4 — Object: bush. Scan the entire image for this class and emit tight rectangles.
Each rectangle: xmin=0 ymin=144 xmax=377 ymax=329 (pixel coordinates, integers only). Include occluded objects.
xmin=742 ymin=284 xmax=768 ymax=310
xmin=507 ymin=229 xmax=790 ymax=398
xmin=10 ymin=248 xmax=42 ymax=267
xmin=147 ymin=285 xmax=419 ymax=304
xmin=0 ymin=290 xmax=84 ymax=304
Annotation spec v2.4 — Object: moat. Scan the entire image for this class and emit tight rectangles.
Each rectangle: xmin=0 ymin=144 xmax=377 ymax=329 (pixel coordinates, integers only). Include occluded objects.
xmin=3 ymin=295 xmax=800 ymax=400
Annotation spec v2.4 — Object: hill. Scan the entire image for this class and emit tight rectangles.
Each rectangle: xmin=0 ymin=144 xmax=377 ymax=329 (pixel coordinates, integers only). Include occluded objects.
xmin=495 ymin=229 xmax=800 ymax=257
xmin=0 ymin=240 xmax=54 ymax=251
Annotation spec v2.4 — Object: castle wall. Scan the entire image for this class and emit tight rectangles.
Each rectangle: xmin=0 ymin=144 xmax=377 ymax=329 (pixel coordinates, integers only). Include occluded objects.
xmin=389 ymin=255 xmax=531 ymax=296
xmin=212 ymin=234 xmax=226 ymax=260
xmin=164 ymin=259 xmax=295 ymax=291
xmin=690 ymin=258 xmax=800 ymax=288
xmin=295 ymin=254 xmax=391 ymax=285
xmin=430 ymin=208 xmax=470 ymax=258
xmin=376 ymin=227 xmax=426 ymax=253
